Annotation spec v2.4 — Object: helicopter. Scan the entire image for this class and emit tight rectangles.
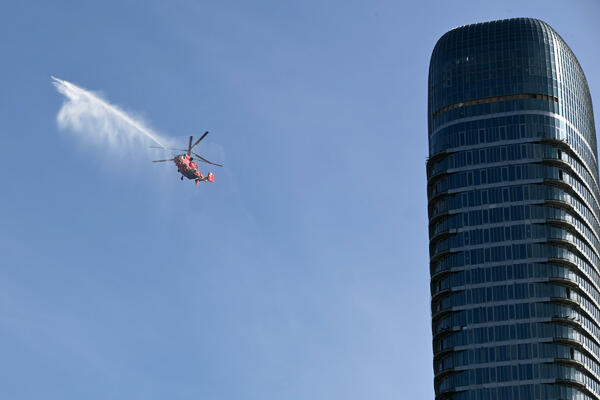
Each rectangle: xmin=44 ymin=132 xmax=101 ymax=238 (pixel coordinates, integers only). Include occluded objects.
xmin=152 ymin=131 xmax=223 ymax=185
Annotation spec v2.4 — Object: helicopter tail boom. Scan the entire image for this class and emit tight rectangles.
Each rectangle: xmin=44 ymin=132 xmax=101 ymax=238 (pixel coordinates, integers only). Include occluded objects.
xmin=194 ymin=172 xmax=215 ymax=185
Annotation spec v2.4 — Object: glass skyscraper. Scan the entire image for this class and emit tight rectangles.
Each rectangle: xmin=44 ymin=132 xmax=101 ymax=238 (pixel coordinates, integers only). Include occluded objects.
xmin=427 ymin=18 xmax=599 ymax=399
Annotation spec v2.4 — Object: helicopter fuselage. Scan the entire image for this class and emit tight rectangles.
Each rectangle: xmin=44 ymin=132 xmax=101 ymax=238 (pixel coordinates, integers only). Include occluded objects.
xmin=175 ymin=154 xmax=204 ymax=180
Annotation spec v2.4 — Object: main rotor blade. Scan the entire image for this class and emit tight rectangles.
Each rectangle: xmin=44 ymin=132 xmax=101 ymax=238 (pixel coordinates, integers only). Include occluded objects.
xmin=152 ymin=159 xmax=174 ymax=162
xmin=187 ymin=136 xmax=193 ymax=155
xmin=191 ymin=131 xmax=209 ymax=149
xmin=192 ymin=152 xmax=223 ymax=167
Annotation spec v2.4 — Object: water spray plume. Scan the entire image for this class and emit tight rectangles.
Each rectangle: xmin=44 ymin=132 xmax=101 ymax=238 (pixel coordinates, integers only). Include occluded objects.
xmin=51 ymin=76 xmax=169 ymax=151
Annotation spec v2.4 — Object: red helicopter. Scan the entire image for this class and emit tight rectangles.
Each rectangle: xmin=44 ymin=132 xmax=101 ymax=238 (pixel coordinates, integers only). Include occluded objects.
xmin=152 ymin=131 xmax=223 ymax=185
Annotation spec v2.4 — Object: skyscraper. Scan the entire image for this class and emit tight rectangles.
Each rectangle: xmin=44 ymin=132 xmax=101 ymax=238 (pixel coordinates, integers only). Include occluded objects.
xmin=427 ymin=18 xmax=599 ymax=399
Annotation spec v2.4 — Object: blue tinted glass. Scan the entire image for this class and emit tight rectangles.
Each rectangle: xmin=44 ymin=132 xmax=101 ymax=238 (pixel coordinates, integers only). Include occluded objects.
xmin=427 ymin=18 xmax=599 ymax=399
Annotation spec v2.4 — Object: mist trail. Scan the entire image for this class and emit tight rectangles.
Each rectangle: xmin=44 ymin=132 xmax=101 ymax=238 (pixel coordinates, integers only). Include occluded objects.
xmin=51 ymin=76 xmax=170 ymax=151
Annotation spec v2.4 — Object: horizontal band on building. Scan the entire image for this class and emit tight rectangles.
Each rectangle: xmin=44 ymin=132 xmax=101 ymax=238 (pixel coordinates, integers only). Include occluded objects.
xmin=433 ymin=93 xmax=559 ymax=119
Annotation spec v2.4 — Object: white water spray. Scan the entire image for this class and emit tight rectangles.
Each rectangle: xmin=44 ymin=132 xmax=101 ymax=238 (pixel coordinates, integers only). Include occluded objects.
xmin=51 ymin=76 xmax=169 ymax=151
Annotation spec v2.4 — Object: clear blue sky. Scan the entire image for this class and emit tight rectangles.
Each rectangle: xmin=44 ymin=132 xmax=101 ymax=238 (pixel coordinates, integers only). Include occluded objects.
xmin=0 ymin=1 xmax=598 ymax=399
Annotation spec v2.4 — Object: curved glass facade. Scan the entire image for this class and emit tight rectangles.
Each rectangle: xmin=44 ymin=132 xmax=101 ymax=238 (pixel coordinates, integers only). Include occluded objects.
xmin=427 ymin=18 xmax=599 ymax=399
